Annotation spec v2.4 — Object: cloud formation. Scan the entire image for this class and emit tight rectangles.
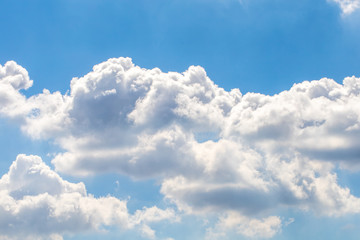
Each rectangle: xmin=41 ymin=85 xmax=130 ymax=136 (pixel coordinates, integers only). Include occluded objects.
xmin=331 ymin=0 xmax=360 ymax=14
xmin=206 ymin=213 xmax=282 ymax=239
xmin=0 ymin=154 xmax=175 ymax=240
xmin=1 ymin=58 xmax=360 ymax=238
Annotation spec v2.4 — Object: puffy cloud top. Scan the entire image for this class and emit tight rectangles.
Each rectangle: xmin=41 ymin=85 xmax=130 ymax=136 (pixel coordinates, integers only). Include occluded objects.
xmin=0 ymin=154 xmax=175 ymax=240
xmin=0 ymin=61 xmax=32 ymax=90
xmin=1 ymin=58 xmax=360 ymax=238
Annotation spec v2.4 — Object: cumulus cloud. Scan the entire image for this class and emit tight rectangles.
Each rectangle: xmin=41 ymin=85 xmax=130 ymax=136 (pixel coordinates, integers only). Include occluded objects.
xmin=0 ymin=154 xmax=175 ymax=240
xmin=0 ymin=61 xmax=32 ymax=118
xmin=161 ymin=147 xmax=360 ymax=217
xmin=0 ymin=61 xmax=32 ymax=91
xmin=1 ymin=58 xmax=360 ymax=238
xmin=206 ymin=213 xmax=283 ymax=239
xmin=331 ymin=0 xmax=360 ymax=14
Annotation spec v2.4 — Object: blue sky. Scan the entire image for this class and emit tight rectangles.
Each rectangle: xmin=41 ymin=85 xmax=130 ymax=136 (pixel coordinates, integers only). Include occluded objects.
xmin=2 ymin=0 xmax=360 ymax=94
xmin=1 ymin=0 xmax=360 ymax=239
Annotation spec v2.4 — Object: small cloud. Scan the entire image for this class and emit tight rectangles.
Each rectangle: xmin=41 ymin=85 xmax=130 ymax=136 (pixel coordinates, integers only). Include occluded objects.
xmin=331 ymin=0 xmax=360 ymax=15
xmin=206 ymin=213 xmax=283 ymax=239
xmin=341 ymin=223 xmax=356 ymax=230
xmin=114 ymin=180 xmax=120 ymax=191
xmin=140 ymin=224 xmax=156 ymax=239
xmin=284 ymin=218 xmax=295 ymax=226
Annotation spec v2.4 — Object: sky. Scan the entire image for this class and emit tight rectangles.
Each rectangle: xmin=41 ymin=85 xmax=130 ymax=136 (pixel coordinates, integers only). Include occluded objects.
xmin=1 ymin=0 xmax=360 ymax=239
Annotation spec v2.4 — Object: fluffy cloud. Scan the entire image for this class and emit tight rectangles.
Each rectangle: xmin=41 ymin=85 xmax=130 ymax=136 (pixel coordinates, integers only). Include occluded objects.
xmin=161 ymin=142 xmax=360 ymax=217
xmin=331 ymin=0 xmax=360 ymax=14
xmin=0 ymin=61 xmax=32 ymax=91
xmin=206 ymin=213 xmax=283 ymax=239
xmin=0 ymin=154 xmax=175 ymax=240
xmin=1 ymin=58 xmax=360 ymax=238
xmin=225 ymin=77 xmax=360 ymax=166
xmin=0 ymin=61 xmax=32 ymax=119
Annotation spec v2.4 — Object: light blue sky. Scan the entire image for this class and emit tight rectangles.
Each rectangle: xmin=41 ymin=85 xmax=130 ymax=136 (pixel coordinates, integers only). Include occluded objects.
xmin=1 ymin=0 xmax=360 ymax=239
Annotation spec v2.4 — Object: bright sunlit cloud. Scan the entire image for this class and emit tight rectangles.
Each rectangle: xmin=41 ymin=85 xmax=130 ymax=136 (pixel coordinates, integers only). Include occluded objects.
xmin=331 ymin=0 xmax=360 ymax=14
xmin=0 ymin=154 xmax=176 ymax=240
xmin=1 ymin=58 xmax=360 ymax=239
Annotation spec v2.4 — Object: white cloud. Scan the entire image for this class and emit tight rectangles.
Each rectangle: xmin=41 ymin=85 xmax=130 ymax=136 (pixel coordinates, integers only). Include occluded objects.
xmin=223 ymin=77 xmax=360 ymax=166
xmin=0 ymin=154 xmax=176 ymax=240
xmin=231 ymin=215 xmax=282 ymax=238
xmin=331 ymin=0 xmax=360 ymax=14
xmin=1 ymin=58 xmax=360 ymax=238
xmin=140 ymin=224 xmax=156 ymax=239
xmin=206 ymin=213 xmax=283 ymax=239
xmin=0 ymin=61 xmax=32 ymax=119
xmin=0 ymin=61 xmax=32 ymax=91
xmin=161 ymin=148 xmax=360 ymax=217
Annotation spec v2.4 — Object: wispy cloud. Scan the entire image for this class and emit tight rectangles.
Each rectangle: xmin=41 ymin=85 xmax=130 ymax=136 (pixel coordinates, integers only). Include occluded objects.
xmin=331 ymin=0 xmax=360 ymax=14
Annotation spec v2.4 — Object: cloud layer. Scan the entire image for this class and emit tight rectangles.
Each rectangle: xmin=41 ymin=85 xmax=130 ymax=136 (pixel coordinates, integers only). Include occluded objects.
xmin=0 ymin=154 xmax=175 ymax=240
xmin=1 ymin=58 xmax=360 ymax=238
